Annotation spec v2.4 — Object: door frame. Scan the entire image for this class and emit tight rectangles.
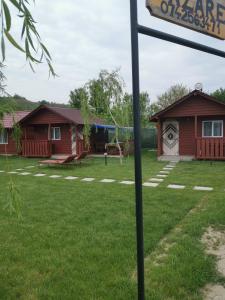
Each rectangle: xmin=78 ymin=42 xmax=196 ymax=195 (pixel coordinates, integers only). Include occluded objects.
xmin=162 ymin=120 xmax=179 ymax=156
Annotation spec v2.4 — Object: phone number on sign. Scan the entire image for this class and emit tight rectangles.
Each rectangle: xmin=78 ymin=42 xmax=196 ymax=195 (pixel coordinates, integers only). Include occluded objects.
xmin=160 ymin=0 xmax=219 ymax=33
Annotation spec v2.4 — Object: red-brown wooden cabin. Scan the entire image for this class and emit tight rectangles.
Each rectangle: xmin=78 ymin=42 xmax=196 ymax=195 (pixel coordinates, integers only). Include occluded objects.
xmin=0 ymin=105 xmax=104 ymax=158
xmin=0 ymin=111 xmax=30 ymax=155
xmin=150 ymin=90 xmax=225 ymax=161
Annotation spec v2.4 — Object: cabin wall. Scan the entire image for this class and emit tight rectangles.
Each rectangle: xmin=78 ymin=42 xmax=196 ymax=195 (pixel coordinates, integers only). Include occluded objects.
xmin=24 ymin=109 xmax=69 ymax=125
xmin=52 ymin=124 xmax=72 ymax=155
xmin=160 ymin=116 xmax=225 ymax=157
xmin=179 ymin=118 xmax=195 ymax=156
xmin=22 ymin=124 xmax=72 ymax=155
xmin=162 ymin=96 xmax=225 ymax=118
xmin=0 ymin=129 xmax=17 ymax=155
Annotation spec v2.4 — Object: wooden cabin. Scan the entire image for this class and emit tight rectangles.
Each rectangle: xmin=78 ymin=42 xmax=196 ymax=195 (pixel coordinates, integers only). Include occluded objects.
xmin=0 ymin=105 xmax=104 ymax=157
xmin=0 ymin=111 xmax=30 ymax=155
xmin=150 ymin=90 xmax=225 ymax=161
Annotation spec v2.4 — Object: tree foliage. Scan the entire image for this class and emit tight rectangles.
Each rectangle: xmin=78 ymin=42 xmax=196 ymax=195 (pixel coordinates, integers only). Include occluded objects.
xmin=69 ymin=69 xmax=151 ymax=163
xmin=0 ymin=1 xmax=54 ymax=217
xmin=69 ymin=87 xmax=89 ymax=110
xmin=0 ymin=0 xmax=55 ymax=76
xmin=211 ymin=88 xmax=225 ymax=103
xmin=150 ymin=84 xmax=190 ymax=115
xmin=70 ymin=69 xmax=151 ymax=127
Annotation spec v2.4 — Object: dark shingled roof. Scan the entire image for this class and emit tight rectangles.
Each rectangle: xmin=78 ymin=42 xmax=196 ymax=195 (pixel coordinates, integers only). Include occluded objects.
xmin=19 ymin=105 xmax=104 ymax=125
xmin=2 ymin=111 xmax=30 ymax=128
xmin=48 ymin=106 xmax=103 ymax=125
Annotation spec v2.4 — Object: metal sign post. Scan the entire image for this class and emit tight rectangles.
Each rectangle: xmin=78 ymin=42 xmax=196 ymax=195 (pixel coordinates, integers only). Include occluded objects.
xmin=130 ymin=1 xmax=145 ymax=300
xmin=130 ymin=0 xmax=225 ymax=299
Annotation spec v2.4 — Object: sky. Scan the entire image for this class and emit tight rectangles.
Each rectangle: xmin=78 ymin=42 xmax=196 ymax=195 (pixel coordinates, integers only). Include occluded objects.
xmin=3 ymin=0 xmax=225 ymax=104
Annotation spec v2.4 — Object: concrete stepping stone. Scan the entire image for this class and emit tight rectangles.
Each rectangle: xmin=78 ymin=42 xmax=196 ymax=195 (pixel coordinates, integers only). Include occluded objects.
xmin=143 ymin=182 xmax=159 ymax=187
xmin=166 ymin=165 xmax=175 ymax=168
xmin=193 ymin=186 xmax=213 ymax=191
xmin=160 ymin=171 xmax=170 ymax=174
xmin=168 ymin=184 xmax=186 ymax=189
xmin=0 ymin=170 xmax=5 ymax=173
xmin=100 ymin=179 xmax=116 ymax=183
xmin=150 ymin=178 xmax=164 ymax=182
xmin=16 ymin=169 xmax=24 ymax=171
xmin=163 ymin=167 xmax=173 ymax=171
xmin=82 ymin=178 xmax=95 ymax=182
xmin=34 ymin=174 xmax=46 ymax=177
xmin=65 ymin=176 xmax=78 ymax=180
xmin=157 ymin=174 xmax=167 ymax=178
xmin=120 ymin=181 xmax=134 ymax=185
xmin=25 ymin=166 xmax=35 ymax=169
xmin=49 ymin=175 xmax=62 ymax=178
xmin=18 ymin=172 xmax=31 ymax=176
xmin=8 ymin=171 xmax=18 ymax=174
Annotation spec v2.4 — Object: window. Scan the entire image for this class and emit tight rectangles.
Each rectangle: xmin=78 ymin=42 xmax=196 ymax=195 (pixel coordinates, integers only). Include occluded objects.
xmin=202 ymin=121 xmax=223 ymax=137
xmin=51 ymin=127 xmax=61 ymax=140
xmin=0 ymin=129 xmax=8 ymax=144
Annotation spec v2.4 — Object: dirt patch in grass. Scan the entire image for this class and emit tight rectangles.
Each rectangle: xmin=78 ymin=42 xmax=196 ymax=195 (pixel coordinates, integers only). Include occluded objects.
xmin=145 ymin=196 xmax=208 ymax=267
xmin=202 ymin=227 xmax=225 ymax=299
xmin=203 ymin=284 xmax=225 ymax=300
xmin=132 ymin=195 xmax=209 ymax=281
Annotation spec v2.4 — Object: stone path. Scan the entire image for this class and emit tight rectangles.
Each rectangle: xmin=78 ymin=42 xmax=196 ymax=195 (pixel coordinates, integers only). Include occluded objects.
xmin=143 ymin=161 xmax=179 ymax=189
xmin=0 ymin=163 xmax=217 ymax=192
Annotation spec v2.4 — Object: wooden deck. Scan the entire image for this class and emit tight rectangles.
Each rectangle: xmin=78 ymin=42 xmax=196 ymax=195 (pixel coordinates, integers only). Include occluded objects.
xmin=196 ymin=138 xmax=225 ymax=160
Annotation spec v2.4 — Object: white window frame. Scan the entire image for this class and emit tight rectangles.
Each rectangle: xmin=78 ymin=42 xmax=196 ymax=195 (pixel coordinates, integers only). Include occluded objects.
xmin=51 ymin=127 xmax=61 ymax=141
xmin=0 ymin=129 xmax=8 ymax=144
xmin=202 ymin=120 xmax=223 ymax=138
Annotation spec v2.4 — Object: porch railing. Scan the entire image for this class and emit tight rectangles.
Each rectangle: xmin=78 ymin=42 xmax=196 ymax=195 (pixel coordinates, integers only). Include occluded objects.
xmin=196 ymin=138 xmax=225 ymax=160
xmin=22 ymin=140 xmax=52 ymax=157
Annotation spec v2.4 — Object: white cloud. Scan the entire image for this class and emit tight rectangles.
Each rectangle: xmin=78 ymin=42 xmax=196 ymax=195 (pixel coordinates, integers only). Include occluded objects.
xmin=3 ymin=0 xmax=225 ymax=104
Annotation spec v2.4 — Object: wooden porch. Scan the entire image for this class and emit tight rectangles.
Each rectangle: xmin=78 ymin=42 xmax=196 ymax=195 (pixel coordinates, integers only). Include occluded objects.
xmin=196 ymin=138 xmax=225 ymax=160
xmin=21 ymin=138 xmax=86 ymax=158
xmin=22 ymin=140 xmax=52 ymax=157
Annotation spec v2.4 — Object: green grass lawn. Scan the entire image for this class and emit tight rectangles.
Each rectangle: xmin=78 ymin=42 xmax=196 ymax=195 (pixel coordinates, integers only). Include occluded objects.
xmin=0 ymin=150 xmax=165 ymax=182
xmin=0 ymin=152 xmax=225 ymax=299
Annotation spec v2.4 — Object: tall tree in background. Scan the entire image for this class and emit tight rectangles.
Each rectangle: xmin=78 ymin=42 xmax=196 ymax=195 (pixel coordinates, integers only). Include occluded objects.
xmin=211 ymin=88 xmax=225 ymax=103
xmin=69 ymin=69 xmax=151 ymax=163
xmin=69 ymin=70 xmax=151 ymax=127
xmin=150 ymin=84 xmax=190 ymax=114
xmin=69 ymin=87 xmax=88 ymax=109
xmin=139 ymin=92 xmax=150 ymax=127
xmin=89 ymin=69 xmax=124 ymax=119
xmin=70 ymin=69 xmax=125 ymax=120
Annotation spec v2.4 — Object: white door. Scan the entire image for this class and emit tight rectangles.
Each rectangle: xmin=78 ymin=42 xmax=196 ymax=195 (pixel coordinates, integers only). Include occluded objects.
xmin=71 ymin=126 xmax=77 ymax=155
xmin=162 ymin=120 xmax=179 ymax=156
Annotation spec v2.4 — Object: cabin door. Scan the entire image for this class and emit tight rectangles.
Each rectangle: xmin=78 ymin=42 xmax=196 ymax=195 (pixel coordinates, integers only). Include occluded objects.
xmin=71 ymin=126 xmax=76 ymax=155
xmin=162 ymin=120 xmax=179 ymax=156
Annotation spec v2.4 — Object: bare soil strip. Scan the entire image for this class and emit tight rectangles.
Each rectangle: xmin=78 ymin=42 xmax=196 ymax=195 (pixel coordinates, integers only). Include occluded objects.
xmin=202 ymin=227 xmax=225 ymax=299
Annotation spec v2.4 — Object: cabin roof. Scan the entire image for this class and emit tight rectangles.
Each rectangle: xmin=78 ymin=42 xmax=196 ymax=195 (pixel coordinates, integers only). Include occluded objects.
xmin=150 ymin=90 xmax=225 ymax=122
xmin=2 ymin=111 xmax=30 ymax=128
xmin=19 ymin=105 xmax=104 ymax=125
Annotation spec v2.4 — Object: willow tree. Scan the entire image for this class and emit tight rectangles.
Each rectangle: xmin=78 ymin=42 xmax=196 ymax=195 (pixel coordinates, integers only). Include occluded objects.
xmin=0 ymin=0 xmax=55 ymax=75
xmin=70 ymin=69 xmax=133 ymax=164
xmin=0 ymin=0 xmax=54 ymax=216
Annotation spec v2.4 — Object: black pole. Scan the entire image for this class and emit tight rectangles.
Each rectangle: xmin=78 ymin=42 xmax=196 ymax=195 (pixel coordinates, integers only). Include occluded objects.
xmin=138 ymin=25 xmax=225 ymax=59
xmin=130 ymin=0 xmax=145 ymax=299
